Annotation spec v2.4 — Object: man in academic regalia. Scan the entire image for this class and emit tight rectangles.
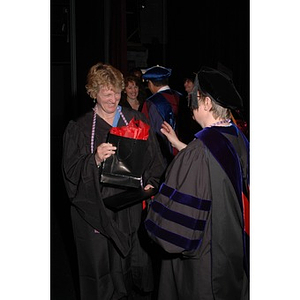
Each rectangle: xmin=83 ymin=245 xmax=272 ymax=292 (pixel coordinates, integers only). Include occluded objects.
xmin=145 ymin=67 xmax=249 ymax=300
xmin=141 ymin=66 xmax=183 ymax=165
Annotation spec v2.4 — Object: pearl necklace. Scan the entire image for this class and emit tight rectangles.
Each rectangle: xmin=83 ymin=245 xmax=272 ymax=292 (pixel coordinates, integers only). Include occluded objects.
xmin=209 ymin=119 xmax=231 ymax=127
xmin=90 ymin=105 xmax=128 ymax=153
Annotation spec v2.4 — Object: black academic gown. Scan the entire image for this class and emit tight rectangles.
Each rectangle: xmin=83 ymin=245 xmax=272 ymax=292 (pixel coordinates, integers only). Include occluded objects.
xmin=62 ymin=107 xmax=166 ymax=300
xmin=146 ymin=125 xmax=249 ymax=300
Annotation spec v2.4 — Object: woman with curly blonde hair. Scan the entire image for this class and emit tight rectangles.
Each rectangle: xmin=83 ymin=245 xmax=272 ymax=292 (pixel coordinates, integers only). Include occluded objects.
xmin=62 ymin=62 xmax=166 ymax=300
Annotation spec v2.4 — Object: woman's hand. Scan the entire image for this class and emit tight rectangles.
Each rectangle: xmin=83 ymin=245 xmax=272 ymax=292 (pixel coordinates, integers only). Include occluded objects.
xmin=95 ymin=143 xmax=117 ymax=166
xmin=160 ymin=121 xmax=187 ymax=151
xmin=144 ymin=184 xmax=155 ymax=191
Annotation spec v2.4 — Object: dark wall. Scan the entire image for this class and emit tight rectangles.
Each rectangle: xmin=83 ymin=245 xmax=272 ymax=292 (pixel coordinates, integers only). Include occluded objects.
xmin=52 ymin=0 xmax=249 ymax=126
xmin=165 ymin=0 xmax=249 ymax=121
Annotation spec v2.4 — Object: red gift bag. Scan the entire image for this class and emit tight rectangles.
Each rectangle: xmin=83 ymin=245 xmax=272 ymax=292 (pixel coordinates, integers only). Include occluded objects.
xmin=109 ymin=118 xmax=150 ymax=140
xmin=100 ymin=118 xmax=150 ymax=188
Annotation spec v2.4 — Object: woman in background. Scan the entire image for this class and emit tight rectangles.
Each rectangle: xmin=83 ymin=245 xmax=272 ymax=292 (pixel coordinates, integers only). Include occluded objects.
xmin=120 ymin=75 xmax=146 ymax=111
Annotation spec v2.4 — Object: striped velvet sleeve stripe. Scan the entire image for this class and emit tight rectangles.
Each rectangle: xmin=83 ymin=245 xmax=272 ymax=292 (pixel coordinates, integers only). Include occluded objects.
xmin=159 ymin=183 xmax=211 ymax=211
xmin=145 ymin=184 xmax=212 ymax=252
xmin=145 ymin=219 xmax=203 ymax=251
xmin=151 ymin=200 xmax=206 ymax=231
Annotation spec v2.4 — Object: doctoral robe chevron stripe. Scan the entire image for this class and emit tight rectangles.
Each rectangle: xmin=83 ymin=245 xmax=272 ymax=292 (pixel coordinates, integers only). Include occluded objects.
xmin=145 ymin=219 xmax=203 ymax=250
xmin=150 ymin=200 xmax=207 ymax=231
xmin=145 ymin=184 xmax=211 ymax=252
xmin=159 ymin=183 xmax=211 ymax=211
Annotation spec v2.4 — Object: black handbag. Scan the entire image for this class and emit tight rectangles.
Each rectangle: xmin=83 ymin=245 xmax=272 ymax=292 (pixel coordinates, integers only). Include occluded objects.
xmin=100 ymin=133 xmax=148 ymax=188
xmin=103 ymin=187 xmax=157 ymax=211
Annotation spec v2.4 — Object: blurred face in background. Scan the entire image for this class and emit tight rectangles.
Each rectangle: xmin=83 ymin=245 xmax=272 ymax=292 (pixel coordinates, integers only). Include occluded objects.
xmin=125 ymin=80 xmax=139 ymax=100
xmin=184 ymin=79 xmax=194 ymax=94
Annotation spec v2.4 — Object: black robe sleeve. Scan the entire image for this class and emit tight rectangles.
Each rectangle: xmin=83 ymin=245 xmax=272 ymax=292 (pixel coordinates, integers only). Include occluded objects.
xmin=62 ymin=119 xmax=133 ymax=256
xmin=144 ymin=139 xmax=212 ymax=255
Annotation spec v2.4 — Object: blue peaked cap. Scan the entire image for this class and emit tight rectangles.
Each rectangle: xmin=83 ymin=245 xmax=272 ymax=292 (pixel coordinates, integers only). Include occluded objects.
xmin=142 ymin=66 xmax=172 ymax=81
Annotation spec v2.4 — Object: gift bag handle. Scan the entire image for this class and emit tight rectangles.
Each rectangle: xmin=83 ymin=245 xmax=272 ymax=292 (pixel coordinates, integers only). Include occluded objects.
xmin=115 ymin=138 xmax=135 ymax=161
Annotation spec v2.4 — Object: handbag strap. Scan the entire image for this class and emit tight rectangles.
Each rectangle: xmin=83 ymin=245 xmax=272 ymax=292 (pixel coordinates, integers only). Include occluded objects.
xmin=90 ymin=105 xmax=128 ymax=153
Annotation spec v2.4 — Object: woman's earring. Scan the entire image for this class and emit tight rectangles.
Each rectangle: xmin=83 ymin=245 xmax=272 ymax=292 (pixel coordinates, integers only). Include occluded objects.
xmin=93 ymin=98 xmax=96 ymax=104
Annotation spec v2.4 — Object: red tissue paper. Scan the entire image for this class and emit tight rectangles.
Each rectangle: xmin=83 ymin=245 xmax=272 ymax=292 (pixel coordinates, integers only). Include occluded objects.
xmin=110 ymin=118 xmax=150 ymax=140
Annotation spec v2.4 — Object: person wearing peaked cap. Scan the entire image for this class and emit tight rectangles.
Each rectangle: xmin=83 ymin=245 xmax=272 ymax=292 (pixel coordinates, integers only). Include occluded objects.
xmin=144 ymin=66 xmax=249 ymax=300
xmin=190 ymin=66 xmax=243 ymax=110
xmin=142 ymin=65 xmax=172 ymax=81
xmin=141 ymin=65 xmax=183 ymax=165
xmin=192 ymin=66 xmax=249 ymax=138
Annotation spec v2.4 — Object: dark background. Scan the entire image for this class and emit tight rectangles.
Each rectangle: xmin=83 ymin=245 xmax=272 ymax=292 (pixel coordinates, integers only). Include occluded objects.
xmin=51 ymin=0 xmax=249 ymax=299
